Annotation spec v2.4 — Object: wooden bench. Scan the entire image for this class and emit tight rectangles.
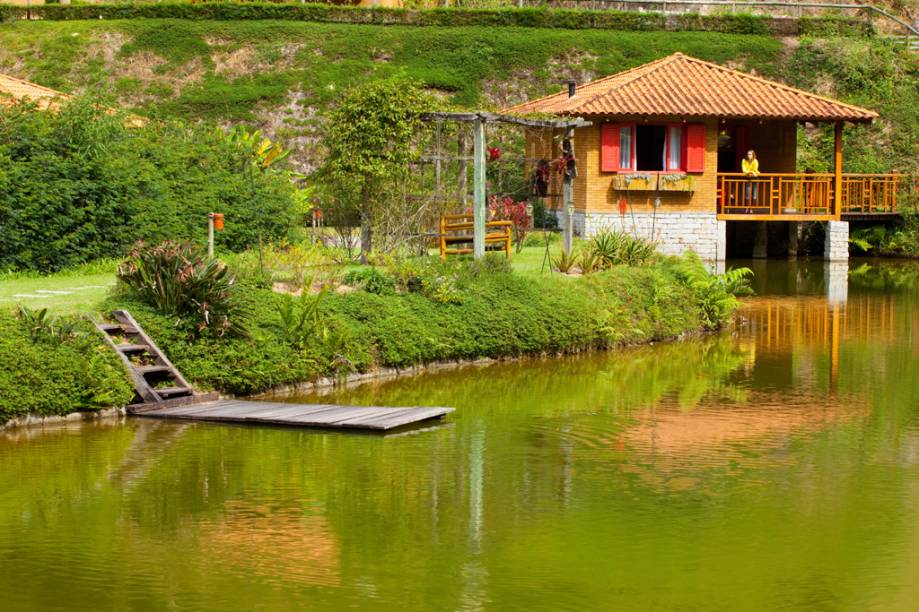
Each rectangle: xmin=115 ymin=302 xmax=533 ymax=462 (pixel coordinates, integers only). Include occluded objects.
xmin=439 ymin=213 xmax=512 ymax=260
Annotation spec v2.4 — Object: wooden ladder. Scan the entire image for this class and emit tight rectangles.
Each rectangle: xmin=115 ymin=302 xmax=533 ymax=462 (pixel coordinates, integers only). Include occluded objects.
xmin=94 ymin=310 xmax=196 ymax=406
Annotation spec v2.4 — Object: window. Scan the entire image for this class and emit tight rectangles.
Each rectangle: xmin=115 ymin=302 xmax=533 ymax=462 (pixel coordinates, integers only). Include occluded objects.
xmin=601 ymin=122 xmax=706 ymax=173
xmin=635 ymin=125 xmax=666 ymax=171
xmin=618 ymin=125 xmax=632 ymax=170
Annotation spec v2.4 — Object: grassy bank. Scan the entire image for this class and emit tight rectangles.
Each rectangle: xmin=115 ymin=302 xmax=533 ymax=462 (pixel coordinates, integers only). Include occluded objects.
xmin=0 ymin=243 xmax=741 ymax=423
xmin=0 ymin=312 xmax=134 ymax=423
xmin=98 ymin=253 xmax=737 ymax=396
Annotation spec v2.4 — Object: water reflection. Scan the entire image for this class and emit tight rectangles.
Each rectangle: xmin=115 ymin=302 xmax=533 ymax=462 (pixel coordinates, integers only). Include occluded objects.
xmin=1 ymin=260 xmax=918 ymax=610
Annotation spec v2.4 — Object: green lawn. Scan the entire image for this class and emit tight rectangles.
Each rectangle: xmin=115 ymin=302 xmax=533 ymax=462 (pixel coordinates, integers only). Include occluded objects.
xmin=0 ymin=269 xmax=116 ymax=315
xmin=0 ymin=241 xmax=565 ymax=316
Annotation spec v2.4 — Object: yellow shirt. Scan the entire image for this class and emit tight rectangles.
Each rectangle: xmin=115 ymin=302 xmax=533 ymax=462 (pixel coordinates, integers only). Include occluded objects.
xmin=742 ymin=158 xmax=760 ymax=175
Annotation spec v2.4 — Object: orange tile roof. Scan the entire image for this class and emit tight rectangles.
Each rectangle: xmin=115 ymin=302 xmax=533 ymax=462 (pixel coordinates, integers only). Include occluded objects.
xmin=505 ymin=53 xmax=877 ymax=122
xmin=0 ymin=73 xmax=69 ymax=110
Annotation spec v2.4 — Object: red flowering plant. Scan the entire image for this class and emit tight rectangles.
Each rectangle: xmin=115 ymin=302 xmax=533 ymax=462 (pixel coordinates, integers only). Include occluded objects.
xmin=488 ymin=195 xmax=533 ymax=253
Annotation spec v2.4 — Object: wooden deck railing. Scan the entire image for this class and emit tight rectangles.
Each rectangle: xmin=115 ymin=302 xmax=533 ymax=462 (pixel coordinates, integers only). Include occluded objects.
xmin=717 ymin=173 xmax=903 ymax=219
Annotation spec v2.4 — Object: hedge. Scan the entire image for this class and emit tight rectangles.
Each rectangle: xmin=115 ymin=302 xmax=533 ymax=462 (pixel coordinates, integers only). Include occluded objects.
xmin=0 ymin=98 xmax=297 ymax=273
xmin=0 ymin=3 xmax=873 ymax=37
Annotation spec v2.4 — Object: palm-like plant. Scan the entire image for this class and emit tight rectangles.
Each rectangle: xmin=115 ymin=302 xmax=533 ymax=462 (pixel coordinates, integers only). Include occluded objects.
xmin=117 ymin=241 xmax=249 ymax=337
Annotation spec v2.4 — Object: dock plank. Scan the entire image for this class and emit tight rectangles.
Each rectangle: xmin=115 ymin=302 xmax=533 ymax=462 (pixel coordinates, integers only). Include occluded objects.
xmin=135 ymin=399 xmax=453 ymax=431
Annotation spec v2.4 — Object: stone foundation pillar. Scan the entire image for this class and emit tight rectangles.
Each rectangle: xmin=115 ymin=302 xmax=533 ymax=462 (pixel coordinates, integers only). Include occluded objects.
xmin=752 ymin=222 xmax=768 ymax=258
xmin=824 ymin=221 xmax=849 ymax=261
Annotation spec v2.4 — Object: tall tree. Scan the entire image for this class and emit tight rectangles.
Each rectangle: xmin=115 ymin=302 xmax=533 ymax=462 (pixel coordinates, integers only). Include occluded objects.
xmin=320 ymin=77 xmax=435 ymax=261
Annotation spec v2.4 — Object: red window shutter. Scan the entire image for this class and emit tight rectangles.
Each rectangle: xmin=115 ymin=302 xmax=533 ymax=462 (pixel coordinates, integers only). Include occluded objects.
xmin=685 ymin=123 xmax=706 ymax=173
xmin=601 ymin=123 xmax=620 ymax=172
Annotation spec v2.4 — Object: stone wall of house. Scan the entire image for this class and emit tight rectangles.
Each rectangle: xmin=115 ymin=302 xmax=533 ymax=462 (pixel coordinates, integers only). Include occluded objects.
xmin=557 ymin=209 xmax=727 ymax=261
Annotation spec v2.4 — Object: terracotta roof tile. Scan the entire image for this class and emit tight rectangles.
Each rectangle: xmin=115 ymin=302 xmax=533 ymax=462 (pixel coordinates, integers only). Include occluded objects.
xmin=505 ymin=53 xmax=877 ymax=122
xmin=0 ymin=73 xmax=69 ymax=110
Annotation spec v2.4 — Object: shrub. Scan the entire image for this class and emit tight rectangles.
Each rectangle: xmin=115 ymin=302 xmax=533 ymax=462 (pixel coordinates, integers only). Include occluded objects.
xmin=116 ymin=241 xmax=250 ymax=337
xmin=342 ymin=267 xmax=396 ymax=295
xmin=0 ymin=98 xmax=297 ymax=272
xmin=0 ymin=311 xmax=134 ymax=423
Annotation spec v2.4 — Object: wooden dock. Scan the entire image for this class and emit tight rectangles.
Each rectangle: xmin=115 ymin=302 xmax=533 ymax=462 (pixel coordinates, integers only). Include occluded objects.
xmin=134 ymin=399 xmax=454 ymax=432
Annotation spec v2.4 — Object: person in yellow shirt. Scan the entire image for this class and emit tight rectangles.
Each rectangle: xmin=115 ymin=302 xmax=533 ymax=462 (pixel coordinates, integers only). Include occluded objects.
xmin=742 ymin=149 xmax=760 ymax=211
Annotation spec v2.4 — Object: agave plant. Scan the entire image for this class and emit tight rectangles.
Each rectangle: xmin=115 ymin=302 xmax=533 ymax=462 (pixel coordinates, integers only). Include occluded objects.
xmin=118 ymin=241 xmax=249 ymax=338
xmin=587 ymin=230 xmax=657 ymax=268
xmin=578 ymin=248 xmax=600 ymax=274
xmin=551 ymin=249 xmax=580 ymax=274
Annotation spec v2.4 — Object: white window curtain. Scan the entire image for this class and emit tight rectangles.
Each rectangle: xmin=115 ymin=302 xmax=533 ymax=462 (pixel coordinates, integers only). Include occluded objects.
xmin=619 ymin=126 xmax=632 ymax=170
xmin=668 ymin=126 xmax=682 ymax=170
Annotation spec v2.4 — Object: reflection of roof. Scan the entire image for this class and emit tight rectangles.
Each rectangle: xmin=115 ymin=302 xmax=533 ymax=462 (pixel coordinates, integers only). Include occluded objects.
xmin=505 ymin=53 xmax=877 ymax=122
xmin=0 ymin=73 xmax=68 ymax=110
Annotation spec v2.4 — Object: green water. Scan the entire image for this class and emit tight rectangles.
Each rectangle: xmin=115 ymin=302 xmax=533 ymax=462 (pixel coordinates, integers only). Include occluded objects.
xmin=2 ymin=260 xmax=918 ymax=611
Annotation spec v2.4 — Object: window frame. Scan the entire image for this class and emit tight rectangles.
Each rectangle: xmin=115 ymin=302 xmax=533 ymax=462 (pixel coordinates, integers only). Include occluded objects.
xmin=602 ymin=122 xmax=697 ymax=174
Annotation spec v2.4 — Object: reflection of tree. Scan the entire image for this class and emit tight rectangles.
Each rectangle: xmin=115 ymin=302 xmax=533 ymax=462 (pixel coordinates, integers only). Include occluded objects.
xmin=293 ymin=333 xmax=752 ymax=418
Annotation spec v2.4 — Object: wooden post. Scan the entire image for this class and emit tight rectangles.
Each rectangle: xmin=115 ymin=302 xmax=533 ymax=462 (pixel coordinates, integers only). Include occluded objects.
xmin=472 ymin=117 xmax=487 ymax=259
xmin=834 ymin=121 xmax=843 ymax=220
xmin=207 ymin=213 xmax=215 ymax=258
xmin=458 ymin=129 xmax=468 ymax=208
xmin=562 ymin=127 xmax=575 ymax=255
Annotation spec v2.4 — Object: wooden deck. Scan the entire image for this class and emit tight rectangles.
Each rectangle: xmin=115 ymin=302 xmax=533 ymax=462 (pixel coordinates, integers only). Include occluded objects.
xmin=134 ymin=399 xmax=454 ymax=432
xmin=717 ymin=172 xmax=906 ymax=220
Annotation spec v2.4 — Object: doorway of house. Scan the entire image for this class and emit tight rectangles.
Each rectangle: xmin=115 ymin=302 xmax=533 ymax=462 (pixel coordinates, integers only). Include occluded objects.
xmin=718 ymin=127 xmax=737 ymax=172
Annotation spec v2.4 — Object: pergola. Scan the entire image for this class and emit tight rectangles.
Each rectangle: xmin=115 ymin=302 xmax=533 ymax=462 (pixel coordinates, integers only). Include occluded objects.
xmin=420 ymin=111 xmax=591 ymax=257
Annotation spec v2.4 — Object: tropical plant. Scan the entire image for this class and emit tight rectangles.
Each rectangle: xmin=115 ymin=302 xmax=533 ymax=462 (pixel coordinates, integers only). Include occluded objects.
xmin=552 ymin=249 xmax=579 ymax=274
xmin=668 ymin=253 xmax=753 ymax=329
xmin=17 ymin=305 xmax=82 ymax=343
xmin=849 ymin=225 xmax=887 ymax=253
xmin=578 ymin=248 xmax=600 ymax=274
xmin=488 ymin=195 xmax=533 ymax=253
xmin=117 ymin=241 xmax=249 ymax=337
xmin=587 ymin=231 xmax=658 ymax=268
xmin=275 ymin=291 xmax=330 ymax=350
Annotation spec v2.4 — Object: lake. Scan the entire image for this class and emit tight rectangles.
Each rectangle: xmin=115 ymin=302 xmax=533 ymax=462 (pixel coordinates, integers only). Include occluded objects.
xmin=2 ymin=259 xmax=917 ymax=611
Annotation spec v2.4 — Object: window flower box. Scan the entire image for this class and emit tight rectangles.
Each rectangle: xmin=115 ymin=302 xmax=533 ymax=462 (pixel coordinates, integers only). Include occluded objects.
xmin=611 ymin=173 xmax=695 ymax=192
xmin=612 ymin=173 xmax=655 ymax=191
xmin=657 ymin=173 xmax=695 ymax=192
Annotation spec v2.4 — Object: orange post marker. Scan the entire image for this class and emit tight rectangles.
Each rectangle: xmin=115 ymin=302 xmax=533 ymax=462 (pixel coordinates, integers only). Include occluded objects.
xmin=212 ymin=213 xmax=224 ymax=231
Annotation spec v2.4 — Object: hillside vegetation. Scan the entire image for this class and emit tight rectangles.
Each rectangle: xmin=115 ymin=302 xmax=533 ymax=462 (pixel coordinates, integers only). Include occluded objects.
xmin=1 ymin=18 xmax=914 ymax=174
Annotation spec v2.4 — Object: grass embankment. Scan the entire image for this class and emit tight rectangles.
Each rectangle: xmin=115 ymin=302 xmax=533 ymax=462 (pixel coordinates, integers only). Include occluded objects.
xmin=0 ymin=313 xmax=134 ymax=424
xmin=99 ymin=253 xmax=733 ymax=397
xmin=0 ymin=245 xmax=738 ymax=424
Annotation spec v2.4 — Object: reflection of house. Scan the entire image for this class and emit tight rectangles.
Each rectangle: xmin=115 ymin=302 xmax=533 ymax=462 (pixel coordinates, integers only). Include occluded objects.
xmin=507 ymin=53 xmax=901 ymax=261
xmin=202 ymin=501 xmax=341 ymax=587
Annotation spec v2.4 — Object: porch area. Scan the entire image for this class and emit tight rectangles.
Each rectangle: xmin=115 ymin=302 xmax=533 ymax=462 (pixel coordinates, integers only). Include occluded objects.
xmin=717 ymin=172 xmax=905 ymax=221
